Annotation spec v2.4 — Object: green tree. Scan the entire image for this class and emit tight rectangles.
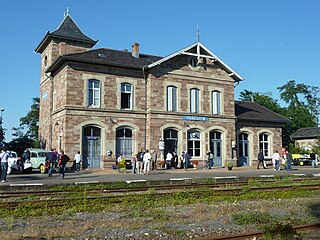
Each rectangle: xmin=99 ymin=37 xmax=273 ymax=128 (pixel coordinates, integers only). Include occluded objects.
xmin=278 ymin=80 xmax=320 ymax=125
xmin=7 ymin=97 xmax=40 ymax=154
xmin=18 ymin=97 xmax=40 ymax=140
xmin=239 ymin=90 xmax=283 ymax=113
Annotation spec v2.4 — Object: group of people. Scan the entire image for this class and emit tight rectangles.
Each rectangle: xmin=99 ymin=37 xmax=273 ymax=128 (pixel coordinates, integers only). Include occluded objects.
xmin=257 ymin=149 xmax=319 ymax=171
xmin=45 ymin=148 xmax=82 ymax=179
xmin=128 ymin=149 xmax=156 ymax=175
xmin=119 ymin=149 xmax=193 ymax=175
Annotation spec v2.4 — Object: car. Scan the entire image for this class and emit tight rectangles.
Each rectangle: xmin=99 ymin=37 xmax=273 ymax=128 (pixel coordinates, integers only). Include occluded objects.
xmin=24 ymin=148 xmax=49 ymax=174
xmin=7 ymin=151 xmax=33 ymax=174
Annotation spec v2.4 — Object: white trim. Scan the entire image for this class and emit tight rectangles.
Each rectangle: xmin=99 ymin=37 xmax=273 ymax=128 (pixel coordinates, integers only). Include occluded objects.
xmin=146 ymin=42 xmax=244 ymax=81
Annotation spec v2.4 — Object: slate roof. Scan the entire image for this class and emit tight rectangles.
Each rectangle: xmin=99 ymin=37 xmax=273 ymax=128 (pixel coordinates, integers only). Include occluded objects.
xmin=235 ymin=100 xmax=289 ymax=124
xmin=46 ymin=48 xmax=163 ymax=73
xmin=35 ymin=15 xmax=97 ymax=53
xmin=291 ymin=127 xmax=320 ymax=139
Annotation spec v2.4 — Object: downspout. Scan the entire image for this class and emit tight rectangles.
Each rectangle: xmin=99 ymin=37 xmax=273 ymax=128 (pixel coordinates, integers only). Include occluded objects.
xmin=142 ymin=66 xmax=148 ymax=149
xmin=45 ymin=72 xmax=54 ymax=149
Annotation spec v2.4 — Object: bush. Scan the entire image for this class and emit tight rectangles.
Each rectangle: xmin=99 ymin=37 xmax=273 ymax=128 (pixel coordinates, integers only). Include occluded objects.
xmin=263 ymin=222 xmax=301 ymax=240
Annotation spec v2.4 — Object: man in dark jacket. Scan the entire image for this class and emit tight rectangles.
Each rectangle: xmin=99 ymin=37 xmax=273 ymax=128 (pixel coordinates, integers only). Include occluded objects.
xmin=45 ymin=148 xmax=57 ymax=177
xmin=257 ymin=150 xmax=266 ymax=169
xmin=58 ymin=149 xmax=70 ymax=179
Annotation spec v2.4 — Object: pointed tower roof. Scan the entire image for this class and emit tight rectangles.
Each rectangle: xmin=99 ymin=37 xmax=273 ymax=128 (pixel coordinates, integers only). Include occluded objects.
xmin=35 ymin=14 xmax=98 ymax=53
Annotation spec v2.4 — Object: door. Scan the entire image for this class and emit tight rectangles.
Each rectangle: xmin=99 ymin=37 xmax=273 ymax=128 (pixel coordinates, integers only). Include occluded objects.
xmin=164 ymin=129 xmax=178 ymax=155
xmin=116 ymin=128 xmax=133 ymax=159
xmin=82 ymin=126 xmax=101 ymax=168
xmin=239 ymin=133 xmax=249 ymax=166
xmin=210 ymin=131 xmax=222 ymax=166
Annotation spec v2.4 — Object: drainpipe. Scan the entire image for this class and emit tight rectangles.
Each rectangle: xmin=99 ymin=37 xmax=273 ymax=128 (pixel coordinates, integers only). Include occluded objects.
xmin=45 ymin=72 xmax=54 ymax=149
xmin=142 ymin=66 xmax=148 ymax=150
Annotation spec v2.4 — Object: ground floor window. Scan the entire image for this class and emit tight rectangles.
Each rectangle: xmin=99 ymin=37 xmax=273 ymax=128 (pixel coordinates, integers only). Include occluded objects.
xmin=187 ymin=130 xmax=201 ymax=157
xmin=259 ymin=133 xmax=269 ymax=157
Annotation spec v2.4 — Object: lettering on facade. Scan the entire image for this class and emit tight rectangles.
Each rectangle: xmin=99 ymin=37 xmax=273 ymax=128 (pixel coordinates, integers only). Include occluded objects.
xmin=182 ymin=116 xmax=209 ymax=121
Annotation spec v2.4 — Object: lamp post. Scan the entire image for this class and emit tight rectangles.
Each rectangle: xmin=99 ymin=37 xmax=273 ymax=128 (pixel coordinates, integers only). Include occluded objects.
xmin=159 ymin=137 xmax=165 ymax=163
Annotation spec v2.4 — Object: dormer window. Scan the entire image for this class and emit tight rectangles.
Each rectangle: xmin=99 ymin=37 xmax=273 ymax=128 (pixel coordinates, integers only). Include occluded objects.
xmin=189 ymin=58 xmax=198 ymax=68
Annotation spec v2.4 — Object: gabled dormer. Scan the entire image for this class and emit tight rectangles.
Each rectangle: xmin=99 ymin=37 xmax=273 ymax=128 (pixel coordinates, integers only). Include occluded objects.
xmin=35 ymin=13 xmax=98 ymax=74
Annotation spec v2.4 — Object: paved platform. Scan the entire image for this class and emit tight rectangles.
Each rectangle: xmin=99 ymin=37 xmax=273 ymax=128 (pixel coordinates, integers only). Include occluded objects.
xmin=1 ymin=165 xmax=320 ymax=188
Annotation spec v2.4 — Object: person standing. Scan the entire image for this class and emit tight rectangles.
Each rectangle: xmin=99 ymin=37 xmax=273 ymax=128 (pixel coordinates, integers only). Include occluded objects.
xmin=272 ymin=150 xmax=281 ymax=171
xmin=0 ymin=149 xmax=9 ymax=182
xmin=184 ymin=151 xmax=191 ymax=171
xmin=257 ymin=150 xmax=266 ymax=169
xmin=46 ymin=148 xmax=57 ymax=177
xmin=151 ymin=150 xmax=157 ymax=170
xmin=207 ymin=151 xmax=214 ymax=169
xmin=310 ymin=151 xmax=316 ymax=168
xmin=131 ymin=154 xmax=137 ymax=174
xmin=172 ymin=152 xmax=178 ymax=169
xmin=179 ymin=152 xmax=184 ymax=169
xmin=143 ymin=149 xmax=151 ymax=175
xmin=74 ymin=151 xmax=81 ymax=172
xmin=58 ymin=150 xmax=70 ymax=179
xmin=136 ymin=149 xmax=144 ymax=174
xmin=166 ymin=152 xmax=173 ymax=169
xmin=285 ymin=151 xmax=292 ymax=171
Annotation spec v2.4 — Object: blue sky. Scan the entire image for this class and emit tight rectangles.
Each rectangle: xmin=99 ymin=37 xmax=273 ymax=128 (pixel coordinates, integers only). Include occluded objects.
xmin=0 ymin=0 xmax=319 ymax=141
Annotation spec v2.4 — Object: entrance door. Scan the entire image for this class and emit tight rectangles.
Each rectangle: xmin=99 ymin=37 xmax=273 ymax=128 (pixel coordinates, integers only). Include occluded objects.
xmin=116 ymin=128 xmax=132 ymax=159
xmin=82 ymin=126 xmax=101 ymax=168
xmin=210 ymin=131 xmax=222 ymax=166
xmin=164 ymin=129 xmax=178 ymax=155
xmin=239 ymin=133 xmax=249 ymax=166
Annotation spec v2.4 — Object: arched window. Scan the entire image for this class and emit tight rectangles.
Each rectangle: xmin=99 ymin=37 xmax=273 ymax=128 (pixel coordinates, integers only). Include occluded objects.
xmin=88 ymin=79 xmax=100 ymax=107
xmin=167 ymin=86 xmax=177 ymax=112
xmin=187 ymin=130 xmax=201 ymax=157
xmin=259 ymin=133 xmax=270 ymax=157
xmin=121 ymin=83 xmax=132 ymax=109
xmin=190 ymin=88 xmax=199 ymax=113
xmin=212 ymin=91 xmax=221 ymax=115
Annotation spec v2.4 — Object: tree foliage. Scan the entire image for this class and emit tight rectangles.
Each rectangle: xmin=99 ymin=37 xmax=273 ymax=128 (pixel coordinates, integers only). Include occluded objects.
xmin=7 ymin=97 xmax=40 ymax=154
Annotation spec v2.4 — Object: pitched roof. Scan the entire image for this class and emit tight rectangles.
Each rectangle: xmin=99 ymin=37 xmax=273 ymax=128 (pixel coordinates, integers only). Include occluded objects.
xmin=146 ymin=42 xmax=244 ymax=82
xmin=235 ymin=100 xmax=289 ymax=124
xmin=291 ymin=127 xmax=320 ymax=139
xmin=35 ymin=14 xmax=97 ymax=53
xmin=46 ymin=48 xmax=162 ymax=73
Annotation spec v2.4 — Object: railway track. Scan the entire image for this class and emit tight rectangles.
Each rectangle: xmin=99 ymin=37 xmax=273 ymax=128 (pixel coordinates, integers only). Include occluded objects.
xmin=209 ymin=223 xmax=320 ymax=240
xmin=1 ymin=182 xmax=320 ymax=210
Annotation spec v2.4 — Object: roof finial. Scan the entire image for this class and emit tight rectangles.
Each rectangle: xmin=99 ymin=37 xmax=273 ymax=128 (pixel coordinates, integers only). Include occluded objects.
xmin=64 ymin=7 xmax=70 ymax=18
xmin=196 ymin=23 xmax=200 ymax=42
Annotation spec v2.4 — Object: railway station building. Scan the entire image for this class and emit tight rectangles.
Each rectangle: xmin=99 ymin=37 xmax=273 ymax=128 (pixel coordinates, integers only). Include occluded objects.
xmin=35 ymin=14 xmax=288 ymax=169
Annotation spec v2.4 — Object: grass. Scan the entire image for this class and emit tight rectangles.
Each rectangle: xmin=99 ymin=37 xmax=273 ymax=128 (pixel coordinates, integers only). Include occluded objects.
xmin=0 ymin=178 xmax=319 ymax=239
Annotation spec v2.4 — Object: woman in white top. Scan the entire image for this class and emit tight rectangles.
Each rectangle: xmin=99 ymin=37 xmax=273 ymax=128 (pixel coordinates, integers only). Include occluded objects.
xmin=143 ymin=149 xmax=151 ymax=175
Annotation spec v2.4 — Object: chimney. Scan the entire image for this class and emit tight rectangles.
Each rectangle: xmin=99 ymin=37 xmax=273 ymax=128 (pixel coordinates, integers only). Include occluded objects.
xmin=132 ymin=42 xmax=140 ymax=58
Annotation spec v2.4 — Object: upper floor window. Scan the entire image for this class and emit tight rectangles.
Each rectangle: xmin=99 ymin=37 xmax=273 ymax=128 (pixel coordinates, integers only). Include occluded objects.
xmin=88 ymin=79 xmax=100 ymax=107
xmin=121 ymin=83 xmax=132 ymax=109
xmin=167 ymin=86 xmax=177 ymax=112
xmin=259 ymin=133 xmax=270 ymax=157
xmin=212 ymin=91 xmax=221 ymax=115
xmin=190 ymin=88 xmax=199 ymax=113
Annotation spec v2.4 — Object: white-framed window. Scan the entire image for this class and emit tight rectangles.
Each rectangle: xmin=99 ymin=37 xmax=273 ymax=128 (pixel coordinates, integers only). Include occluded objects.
xmin=259 ymin=133 xmax=269 ymax=157
xmin=88 ymin=79 xmax=100 ymax=107
xmin=190 ymin=88 xmax=199 ymax=113
xmin=212 ymin=91 xmax=221 ymax=115
xmin=121 ymin=83 xmax=132 ymax=109
xmin=167 ymin=86 xmax=177 ymax=112
xmin=187 ymin=130 xmax=201 ymax=157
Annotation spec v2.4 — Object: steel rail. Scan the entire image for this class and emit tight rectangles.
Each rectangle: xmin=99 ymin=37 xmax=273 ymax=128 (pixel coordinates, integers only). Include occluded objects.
xmin=208 ymin=223 xmax=320 ymax=240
